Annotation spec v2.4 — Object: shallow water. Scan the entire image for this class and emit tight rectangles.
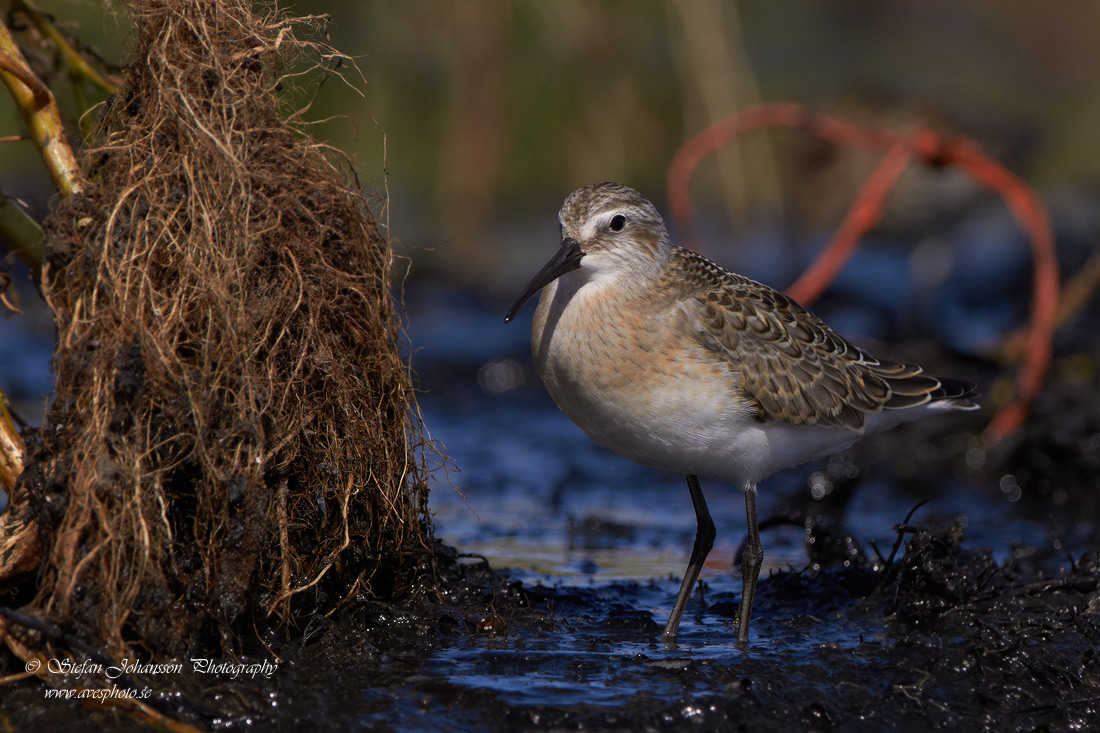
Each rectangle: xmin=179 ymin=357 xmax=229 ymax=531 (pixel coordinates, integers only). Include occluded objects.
xmin=401 ymin=284 xmax=1067 ymax=718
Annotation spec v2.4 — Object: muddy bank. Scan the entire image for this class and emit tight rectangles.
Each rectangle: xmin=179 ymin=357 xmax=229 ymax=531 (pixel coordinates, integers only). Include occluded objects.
xmin=6 ymin=524 xmax=1096 ymax=731
xmin=283 ymin=529 xmax=1100 ymax=731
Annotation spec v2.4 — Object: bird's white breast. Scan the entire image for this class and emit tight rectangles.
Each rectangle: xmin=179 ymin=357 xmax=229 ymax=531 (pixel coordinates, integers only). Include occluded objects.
xmin=530 ymin=272 xmax=862 ymax=486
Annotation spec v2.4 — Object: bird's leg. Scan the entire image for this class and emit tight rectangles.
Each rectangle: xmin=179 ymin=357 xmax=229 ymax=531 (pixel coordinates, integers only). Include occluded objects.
xmin=737 ymin=482 xmax=763 ymax=643
xmin=661 ymin=474 xmax=716 ymax=641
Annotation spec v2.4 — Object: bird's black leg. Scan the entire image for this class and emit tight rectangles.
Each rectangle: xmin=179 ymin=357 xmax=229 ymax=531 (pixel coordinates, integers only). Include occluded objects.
xmin=662 ymin=474 xmax=716 ymax=641
xmin=737 ymin=483 xmax=763 ymax=643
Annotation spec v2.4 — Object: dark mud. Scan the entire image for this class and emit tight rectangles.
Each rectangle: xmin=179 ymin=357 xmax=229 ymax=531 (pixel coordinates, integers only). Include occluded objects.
xmin=5 ymin=524 xmax=1098 ymax=731
xmin=272 ymin=534 xmax=1100 ymax=731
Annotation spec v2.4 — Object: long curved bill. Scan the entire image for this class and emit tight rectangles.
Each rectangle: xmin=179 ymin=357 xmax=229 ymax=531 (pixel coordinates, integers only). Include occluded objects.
xmin=504 ymin=237 xmax=584 ymax=323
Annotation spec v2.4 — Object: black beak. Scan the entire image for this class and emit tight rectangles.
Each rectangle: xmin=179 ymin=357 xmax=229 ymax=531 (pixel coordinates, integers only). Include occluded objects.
xmin=504 ymin=238 xmax=584 ymax=323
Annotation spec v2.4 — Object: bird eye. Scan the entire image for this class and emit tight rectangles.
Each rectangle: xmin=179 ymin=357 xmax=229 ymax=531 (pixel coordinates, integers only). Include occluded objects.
xmin=609 ymin=214 xmax=627 ymax=232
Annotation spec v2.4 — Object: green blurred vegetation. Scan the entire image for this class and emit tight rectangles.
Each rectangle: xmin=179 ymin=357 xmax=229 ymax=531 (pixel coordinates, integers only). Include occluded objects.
xmin=2 ymin=0 xmax=1099 ymax=289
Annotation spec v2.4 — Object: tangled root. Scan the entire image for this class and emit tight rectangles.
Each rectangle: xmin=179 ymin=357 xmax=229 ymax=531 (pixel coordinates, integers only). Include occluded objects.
xmin=22 ymin=0 xmax=431 ymax=657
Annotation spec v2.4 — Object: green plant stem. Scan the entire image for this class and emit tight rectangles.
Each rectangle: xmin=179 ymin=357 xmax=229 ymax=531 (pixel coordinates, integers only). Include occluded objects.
xmin=0 ymin=17 xmax=83 ymax=198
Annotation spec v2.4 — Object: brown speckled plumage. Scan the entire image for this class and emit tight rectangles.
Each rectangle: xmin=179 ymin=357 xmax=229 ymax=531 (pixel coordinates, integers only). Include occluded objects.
xmin=664 ymin=246 xmax=977 ymax=430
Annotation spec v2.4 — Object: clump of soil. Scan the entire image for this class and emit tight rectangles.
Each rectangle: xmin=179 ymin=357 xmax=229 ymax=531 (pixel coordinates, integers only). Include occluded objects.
xmin=11 ymin=0 xmax=431 ymax=658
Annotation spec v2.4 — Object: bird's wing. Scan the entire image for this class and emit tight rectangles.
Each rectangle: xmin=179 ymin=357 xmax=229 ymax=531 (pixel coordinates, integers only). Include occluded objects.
xmin=668 ymin=248 xmax=953 ymax=430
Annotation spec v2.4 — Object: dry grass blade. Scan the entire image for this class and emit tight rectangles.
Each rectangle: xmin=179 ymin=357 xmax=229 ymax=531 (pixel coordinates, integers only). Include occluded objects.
xmin=0 ymin=393 xmax=38 ymax=583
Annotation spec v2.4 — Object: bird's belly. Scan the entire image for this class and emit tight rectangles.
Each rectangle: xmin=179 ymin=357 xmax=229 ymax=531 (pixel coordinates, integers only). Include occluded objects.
xmin=532 ymin=295 xmax=753 ymax=483
xmin=532 ymin=284 xmax=863 ymax=486
xmin=546 ymin=376 xmax=861 ymax=485
xmin=542 ymin=352 xmax=739 ymax=473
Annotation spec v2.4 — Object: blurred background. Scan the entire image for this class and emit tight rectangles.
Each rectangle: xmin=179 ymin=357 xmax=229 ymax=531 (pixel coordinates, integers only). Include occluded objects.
xmin=308 ymin=1 xmax=1100 ymax=297
xmin=3 ymin=1 xmax=1099 ymax=291
xmin=2 ymin=0 xmax=1100 ymax=577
